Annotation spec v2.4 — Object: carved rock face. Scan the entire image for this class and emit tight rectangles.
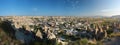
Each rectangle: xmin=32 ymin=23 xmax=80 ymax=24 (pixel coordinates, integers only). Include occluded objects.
xmin=47 ymin=31 xmax=56 ymax=39
xmin=36 ymin=30 xmax=43 ymax=39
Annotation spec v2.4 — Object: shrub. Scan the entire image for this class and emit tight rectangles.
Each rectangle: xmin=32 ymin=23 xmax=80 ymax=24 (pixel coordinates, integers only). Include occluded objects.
xmin=79 ymin=38 xmax=88 ymax=45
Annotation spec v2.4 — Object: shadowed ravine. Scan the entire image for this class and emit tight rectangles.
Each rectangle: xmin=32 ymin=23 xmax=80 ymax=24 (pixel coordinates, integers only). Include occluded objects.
xmin=0 ymin=20 xmax=56 ymax=45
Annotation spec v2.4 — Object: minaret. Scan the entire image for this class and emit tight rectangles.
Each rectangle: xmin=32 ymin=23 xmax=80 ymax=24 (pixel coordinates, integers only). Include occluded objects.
xmin=93 ymin=23 xmax=96 ymax=29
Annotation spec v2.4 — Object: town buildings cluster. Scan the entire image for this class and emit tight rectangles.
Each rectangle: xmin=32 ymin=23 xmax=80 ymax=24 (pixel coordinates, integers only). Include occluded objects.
xmin=0 ymin=16 xmax=120 ymax=45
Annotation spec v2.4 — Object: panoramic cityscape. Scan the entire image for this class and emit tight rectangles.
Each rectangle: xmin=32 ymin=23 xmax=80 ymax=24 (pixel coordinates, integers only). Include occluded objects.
xmin=0 ymin=0 xmax=120 ymax=45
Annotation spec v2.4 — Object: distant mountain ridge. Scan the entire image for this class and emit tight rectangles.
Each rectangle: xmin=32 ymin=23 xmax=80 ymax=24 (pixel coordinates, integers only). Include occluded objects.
xmin=111 ymin=15 xmax=120 ymax=18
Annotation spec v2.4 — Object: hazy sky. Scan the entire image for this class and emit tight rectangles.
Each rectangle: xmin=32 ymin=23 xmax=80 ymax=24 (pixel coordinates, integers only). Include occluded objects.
xmin=0 ymin=0 xmax=120 ymax=16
